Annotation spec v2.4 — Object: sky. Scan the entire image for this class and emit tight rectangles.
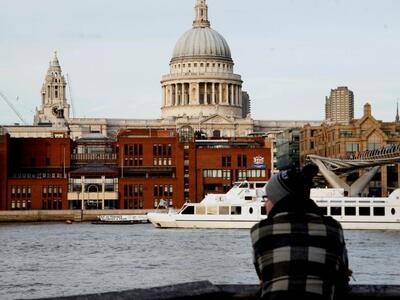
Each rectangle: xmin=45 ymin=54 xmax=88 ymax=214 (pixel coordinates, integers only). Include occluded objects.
xmin=0 ymin=0 xmax=399 ymax=125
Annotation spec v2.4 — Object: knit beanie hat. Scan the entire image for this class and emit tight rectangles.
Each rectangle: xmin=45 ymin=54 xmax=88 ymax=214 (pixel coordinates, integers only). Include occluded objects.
xmin=266 ymin=164 xmax=319 ymax=205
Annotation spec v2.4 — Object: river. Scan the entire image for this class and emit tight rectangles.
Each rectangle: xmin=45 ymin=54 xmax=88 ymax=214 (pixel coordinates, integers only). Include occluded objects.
xmin=1 ymin=223 xmax=400 ymax=299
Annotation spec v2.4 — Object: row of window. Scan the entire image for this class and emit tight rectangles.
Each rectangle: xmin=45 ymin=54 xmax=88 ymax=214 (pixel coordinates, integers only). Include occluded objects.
xmin=124 ymin=144 xmax=143 ymax=156
xmin=11 ymin=186 xmax=32 ymax=197
xmin=181 ymin=205 xmax=243 ymax=215
xmin=42 ymin=186 xmax=63 ymax=197
xmin=42 ymin=199 xmax=63 ymax=210
xmin=123 ymin=184 xmax=144 ymax=197
xmin=237 ymin=169 xmax=266 ymax=180
xmin=123 ymin=198 xmax=144 ymax=209
xmin=222 ymin=155 xmax=249 ymax=168
xmin=173 ymin=62 xmax=232 ymax=70
xmin=153 ymin=157 xmax=172 ymax=166
xmin=154 ymin=198 xmax=173 ymax=208
xmin=153 ymin=144 xmax=172 ymax=156
xmin=320 ymin=206 xmax=389 ymax=216
xmin=11 ymin=172 xmax=64 ymax=179
xmin=10 ymin=199 xmax=31 ymax=210
xmin=203 ymin=169 xmax=231 ymax=180
xmin=153 ymin=185 xmax=173 ymax=197
xmin=124 ymin=157 xmax=143 ymax=166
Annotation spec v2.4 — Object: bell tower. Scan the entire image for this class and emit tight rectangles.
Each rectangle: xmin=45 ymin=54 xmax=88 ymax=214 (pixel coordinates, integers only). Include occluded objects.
xmin=34 ymin=52 xmax=70 ymax=125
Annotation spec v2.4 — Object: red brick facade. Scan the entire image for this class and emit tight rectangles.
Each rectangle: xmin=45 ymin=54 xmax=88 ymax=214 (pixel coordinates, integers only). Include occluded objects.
xmin=5 ymin=137 xmax=70 ymax=210
xmin=0 ymin=133 xmax=9 ymax=210
xmin=0 ymin=129 xmax=271 ymax=210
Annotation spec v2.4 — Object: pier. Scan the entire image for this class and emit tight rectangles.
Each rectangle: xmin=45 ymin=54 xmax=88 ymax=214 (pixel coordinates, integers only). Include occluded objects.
xmin=36 ymin=281 xmax=400 ymax=299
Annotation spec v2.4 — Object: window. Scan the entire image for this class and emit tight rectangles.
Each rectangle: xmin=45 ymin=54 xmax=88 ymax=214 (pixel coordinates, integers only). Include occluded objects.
xmin=181 ymin=205 xmax=195 ymax=215
xmin=207 ymin=206 xmax=218 ymax=215
xmin=238 ymin=155 xmax=247 ymax=167
xmin=219 ymin=206 xmax=229 ymax=215
xmin=196 ymin=206 xmax=206 ymax=215
xmin=222 ymin=156 xmax=231 ymax=167
xmin=345 ymin=207 xmax=356 ymax=216
xmin=231 ymin=206 xmax=242 ymax=215
xmin=261 ymin=206 xmax=267 ymax=215
xmin=319 ymin=207 xmax=328 ymax=215
xmin=359 ymin=207 xmax=370 ymax=216
xmin=373 ymin=207 xmax=385 ymax=216
xmin=330 ymin=207 xmax=341 ymax=216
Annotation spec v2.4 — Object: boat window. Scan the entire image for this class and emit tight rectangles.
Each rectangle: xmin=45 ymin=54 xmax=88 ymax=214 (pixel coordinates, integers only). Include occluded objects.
xmin=330 ymin=207 xmax=341 ymax=216
xmin=256 ymin=183 xmax=266 ymax=188
xmin=239 ymin=182 xmax=249 ymax=189
xmin=359 ymin=207 xmax=370 ymax=216
xmin=249 ymin=207 xmax=253 ymax=214
xmin=373 ymin=207 xmax=385 ymax=216
xmin=196 ymin=206 xmax=206 ymax=215
xmin=181 ymin=205 xmax=194 ymax=215
xmin=319 ymin=207 xmax=328 ymax=215
xmin=219 ymin=206 xmax=229 ymax=215
xmin=231 ymin=206 xmax=242 ymax=215
xmin=245 ymin=196 xmax=253 ymax=201
xmin=207 ymin=206 xmax=218 ymax=215
xmin=345 ymin=207 xmax=356 ymax=216
xmin=261 ymin=206 xmax=267 ymax=215
xmin=392 ymin=208 xmax=396 ymax=215
xmin=249 ymin=183 xmax=254 ymax=189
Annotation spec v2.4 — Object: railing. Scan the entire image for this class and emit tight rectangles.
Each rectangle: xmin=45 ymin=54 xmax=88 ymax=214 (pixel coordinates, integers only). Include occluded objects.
xmin=162 ymin=72 xmax=242 ymax=81
xmin=71 ymin=153 xmax=117 ymax=162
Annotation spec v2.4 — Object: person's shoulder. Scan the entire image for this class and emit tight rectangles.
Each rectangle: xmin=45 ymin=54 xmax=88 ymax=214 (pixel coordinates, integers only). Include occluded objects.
xmin=322 ymin=215 xmax=342 ymax=226
xmin=250 ymin=218 xmax=270 ymax=233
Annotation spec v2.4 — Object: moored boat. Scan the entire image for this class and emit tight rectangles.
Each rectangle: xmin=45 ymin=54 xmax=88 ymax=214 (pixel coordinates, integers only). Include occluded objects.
xmin=93 ymin=215 xmax=149 ymax=225
xmin=148 ymin=181 xmax=268 ymax=229
xmin=312 ymin=188 xmax=400 ymax=230
xmin=148 ymin=181 xmax=400 ymax=230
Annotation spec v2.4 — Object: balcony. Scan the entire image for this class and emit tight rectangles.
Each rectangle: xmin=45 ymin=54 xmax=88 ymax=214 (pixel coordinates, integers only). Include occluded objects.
xmin=68 ymin=192 xmax=119 ymax=201
xmin=71 ymin=153 xmax=117 ymax=164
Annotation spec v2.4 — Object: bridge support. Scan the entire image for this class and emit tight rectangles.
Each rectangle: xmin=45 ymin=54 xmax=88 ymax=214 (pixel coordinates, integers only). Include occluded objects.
xmin=310 ymin=158 xmax=380 ymax=196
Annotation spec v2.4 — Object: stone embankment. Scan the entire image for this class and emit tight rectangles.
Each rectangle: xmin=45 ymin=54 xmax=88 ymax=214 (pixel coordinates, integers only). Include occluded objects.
xmin=0 ymin=209 xmax=165 ymax=223
xmin=34 ymin=281 xmax=400 ymax=300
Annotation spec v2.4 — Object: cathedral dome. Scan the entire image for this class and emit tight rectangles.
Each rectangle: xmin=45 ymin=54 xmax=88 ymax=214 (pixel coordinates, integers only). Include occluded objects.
xmin=172 ymin=27 xmax=232 ymax=62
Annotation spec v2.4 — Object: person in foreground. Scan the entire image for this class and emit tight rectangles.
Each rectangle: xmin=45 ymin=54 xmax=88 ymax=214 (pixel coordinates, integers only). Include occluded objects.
xmin=251 ymin=164 xmax=351 ymax=300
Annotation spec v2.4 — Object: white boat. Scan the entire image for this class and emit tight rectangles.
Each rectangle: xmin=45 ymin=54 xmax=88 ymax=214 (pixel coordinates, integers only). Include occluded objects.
xmin=147 ymin=181 xmax=400 ymax=230
xmin=147 ymin=181 xmax=268 ymax=229
xmin=311 ymin=188 xmax=400 ymax=230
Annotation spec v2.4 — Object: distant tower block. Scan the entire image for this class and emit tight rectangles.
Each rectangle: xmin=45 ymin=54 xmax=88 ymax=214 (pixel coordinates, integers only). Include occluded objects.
xmin=325 ymin=86 xmax=354 ymax=124
xmin=34 ymin=51 xmax=70 ymax=125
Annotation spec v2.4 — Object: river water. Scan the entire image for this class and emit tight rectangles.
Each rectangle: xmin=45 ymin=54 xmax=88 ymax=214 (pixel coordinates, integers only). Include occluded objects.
xmin=1 ymin=223 xmax=400 ymax=299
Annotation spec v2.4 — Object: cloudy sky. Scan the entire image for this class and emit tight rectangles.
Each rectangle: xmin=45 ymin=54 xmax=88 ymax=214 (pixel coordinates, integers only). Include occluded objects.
xmin=0 ymin=0 xmax=399 ymax=125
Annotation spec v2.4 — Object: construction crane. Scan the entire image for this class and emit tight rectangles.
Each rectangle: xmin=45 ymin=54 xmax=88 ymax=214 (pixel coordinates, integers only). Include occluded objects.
xmin=66 ymin=74 xmax=76 ymax=118
xmin=0 ymin=91 xmax=28 ymax=125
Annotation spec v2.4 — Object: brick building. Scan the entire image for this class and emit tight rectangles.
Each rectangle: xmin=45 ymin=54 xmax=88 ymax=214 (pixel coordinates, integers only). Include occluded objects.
xmin=6 ymin=136 xmax=71 ymax=210
xmin=0 ymin=127 xmax=270 ymax=211
xmin=0 ymin=129 xmax=9 ymax=210
xmin=300 ymin=103 xmax=400 ymax=196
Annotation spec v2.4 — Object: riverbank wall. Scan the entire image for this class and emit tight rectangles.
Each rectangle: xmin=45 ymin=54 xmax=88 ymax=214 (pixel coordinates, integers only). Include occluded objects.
xmin=0 ymin=209 xmax=166 ymax=223
xmin=37 ymin=281 xmax=400 ymax=300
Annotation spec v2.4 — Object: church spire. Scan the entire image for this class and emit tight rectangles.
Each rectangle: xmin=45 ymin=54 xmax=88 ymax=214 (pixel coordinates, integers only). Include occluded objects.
xmin=396 ymin=100 xmax=400 ymax=123
xmin=193 ymin=0 xmax=210 ymax=28
xmin=51 ymin=51 xmax=60 ymax=67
